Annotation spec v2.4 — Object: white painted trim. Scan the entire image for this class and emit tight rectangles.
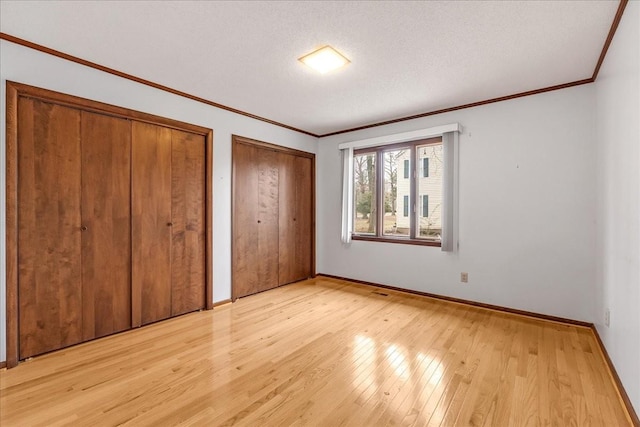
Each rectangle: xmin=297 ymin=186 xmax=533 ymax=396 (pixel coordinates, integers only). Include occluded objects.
xmin=340 ymin=147 xmax=354 ymax=244
xmin=441 ymin=132 xmax=455 ymax=252
xmin=337 ymin=123 xmax=461 ymax=150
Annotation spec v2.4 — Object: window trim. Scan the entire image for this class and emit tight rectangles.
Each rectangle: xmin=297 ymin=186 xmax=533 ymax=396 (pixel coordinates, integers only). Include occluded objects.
xmin=353 ymin=136 xmax=442 ymax=247
xmin=351 ymin=234 xmax=442 ymax=247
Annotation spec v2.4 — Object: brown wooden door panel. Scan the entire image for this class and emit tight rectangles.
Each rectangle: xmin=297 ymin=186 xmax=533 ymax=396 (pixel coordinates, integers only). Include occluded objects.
xmin=256 ymin=149 xmax=280 ymax=293
xmin=232 ymin=143 xmax=260 ymax=299
xmin=17 ymin=98 xmax=83 ymax=359
xmin=278 ymin=152 xmax=297 ymax=285
xmin=7 ymin=82 xmax=213 ymax=367
xmin=81 ymin=111 xmax=132 ymax=340
xmin=233 ymin=137 xmax=314 ymax=299
xmin=171 ymin=129 xmax=206 ymax=316
xmin=232 ymin=142 xmax=283 ymax=298
xmin=294 ymin=156 xmax=313 ymax=281
xmin=132 ymin=121 xmax=172 ymax=326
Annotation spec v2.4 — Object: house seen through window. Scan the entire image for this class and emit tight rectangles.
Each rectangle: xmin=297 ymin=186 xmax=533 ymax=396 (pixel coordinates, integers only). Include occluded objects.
xmin=353 ymin=137 xmax=443 ymax=245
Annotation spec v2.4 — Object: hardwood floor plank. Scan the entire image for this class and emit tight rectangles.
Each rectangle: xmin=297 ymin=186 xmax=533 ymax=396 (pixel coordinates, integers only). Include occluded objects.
xmin=0 ymin=278 xmax=633 ymax=426
xmin=373 ymin=309 xmax=455 ymax=425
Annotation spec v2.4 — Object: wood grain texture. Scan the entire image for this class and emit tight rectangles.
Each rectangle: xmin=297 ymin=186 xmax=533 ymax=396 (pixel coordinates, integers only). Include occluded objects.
xmin=294 ymin=155 xmax=313 ymax=280
xmin=212 ymin=299 xmax=232 ymax=308
xmin=278 ymin=152 xmax=297 ymax=285
xmin=170 ymin=129 xmax=206 ymax=316
xmin=256 ymin=149 xmax=281 ymax=293
xmin=233 ymin=136 xmax=314 ymax=299
xmin=592 ymin=325 xmax=640 ymax=426
xmin=310 ymin=153 xmax=317 ymax=278
xmin=231 ymin=135 xmax=315 ymax=159
xmin=132 ymin=121 xmax=172 ymax=326
xmin=232 ymin=141 xmax=260 ymax=300
xmin=205 ymin=130 xmax=214 ymax=309
xmin=81 ymin=111 xmax=132 ymax=340
xmin=279 ymin=153 xmax=313 ymax=284
xmin=5 ymin=83 xmax=19 ymax=368
xmin=319 ymin=273 xmax=593 ymax=328
xmin=0 ymin=277 xmax=633 ymax=426
xmin=352 ymin=234 xmax=442 ymax=247
xmin=6 ymin=82 xmax=214 ymax=366
xmin=17 ymin=98 xmax=83 ymax=360
xmin=5 ymin=81 xmax=212 ymax=135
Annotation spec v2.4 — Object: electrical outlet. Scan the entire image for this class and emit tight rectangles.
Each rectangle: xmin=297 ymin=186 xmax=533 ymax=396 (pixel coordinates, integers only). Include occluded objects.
xmin=461 ymin=272 xmax=468 ymax=283
xmin=605 ymin=309 xmax=610 ymax=327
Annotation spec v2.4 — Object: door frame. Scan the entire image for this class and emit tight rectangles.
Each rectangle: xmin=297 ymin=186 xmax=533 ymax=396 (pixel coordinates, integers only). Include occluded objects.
xmin=5 ymin=81 xmax=214 ymax=368
xmin=231 ymin=135 xmax=316 ymax=301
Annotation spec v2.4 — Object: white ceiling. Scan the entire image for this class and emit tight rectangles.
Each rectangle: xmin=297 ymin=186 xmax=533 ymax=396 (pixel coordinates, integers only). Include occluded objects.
xmin=0 ymin=1 xmax=620 ymax=136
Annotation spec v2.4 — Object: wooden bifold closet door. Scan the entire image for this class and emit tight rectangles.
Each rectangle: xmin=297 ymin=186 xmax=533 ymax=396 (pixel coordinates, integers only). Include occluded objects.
xmin=81 ymin=111 xmax=132 ymax=341
xmin=17 ymin=98 xmax=84 ymax=359
xmin=17 ymin=101 xmax=132 ymax=359
xmin=278 ymin=154 xmax=313 ymax=285
xmin=232 ymin=136 xmax=314 ymax=300
xmin=132 ymin=122 xmax=206 ymax=326
xmin=8 ymin=82 xmax=212 ymax=365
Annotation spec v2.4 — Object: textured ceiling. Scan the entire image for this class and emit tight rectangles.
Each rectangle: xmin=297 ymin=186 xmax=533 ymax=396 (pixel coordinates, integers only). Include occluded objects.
xmin=0 ymin=1 xmax=620 ymax=136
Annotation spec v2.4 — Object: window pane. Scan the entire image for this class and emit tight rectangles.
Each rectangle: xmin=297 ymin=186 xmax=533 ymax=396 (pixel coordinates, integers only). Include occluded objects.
xmin=353 ymin=152 xmax=376 ymax=234
xmin=383 ymin=149 xmax=410 ymax=236
xmin=422 ymin=195 xmax=429 ymax=217
xmin=417 ymin=143 xmax=442 ymax=239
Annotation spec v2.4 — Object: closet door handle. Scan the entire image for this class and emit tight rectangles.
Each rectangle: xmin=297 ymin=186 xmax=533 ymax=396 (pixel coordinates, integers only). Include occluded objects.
xmin=81 ymin=225 xmax=88 ymax=231
xmin=257 ymin=220 xmax=261 ymax=224
xmin=167 ymin=222 xmax=173 ymax=226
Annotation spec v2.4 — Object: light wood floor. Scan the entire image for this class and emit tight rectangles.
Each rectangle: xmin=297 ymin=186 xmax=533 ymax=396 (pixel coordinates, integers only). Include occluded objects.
xmin=0 ymin=277 xmax=633 ymax=426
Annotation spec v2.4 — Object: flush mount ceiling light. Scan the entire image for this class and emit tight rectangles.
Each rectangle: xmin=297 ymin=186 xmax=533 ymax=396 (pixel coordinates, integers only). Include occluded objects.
xmin=299 ymin=45 xmax=350 ymax=74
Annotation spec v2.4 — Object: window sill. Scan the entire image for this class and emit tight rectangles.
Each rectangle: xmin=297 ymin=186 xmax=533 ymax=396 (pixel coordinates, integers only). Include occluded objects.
xmin=351 ymin=235 xmax=441 ymax=247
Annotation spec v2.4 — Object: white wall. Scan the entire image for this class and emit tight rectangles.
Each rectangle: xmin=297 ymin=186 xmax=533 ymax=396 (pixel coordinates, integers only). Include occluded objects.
xmin=595 ymin=1 xmax=640 ymax=413
xmin=0 ymin=40 xmax=318 ymax=363
xmin=318 ymin=84 xmax=597 ymax=322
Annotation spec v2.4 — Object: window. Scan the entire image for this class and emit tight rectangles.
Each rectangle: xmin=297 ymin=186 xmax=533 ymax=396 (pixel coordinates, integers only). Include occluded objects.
xmin=340 ymin=122 xmax=459 ymax=250
xmin=353 ymin=151 xmax=376 ymax=235
xmin=421 ymin=195 xmax=429 ymax=217
xmin=352 ymin=137 xmax=443 ymax=246
xmin=417 ymin=143 xmax=442 ymax=239
xmin=422 ymin=158 xmax=429 ymax=177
